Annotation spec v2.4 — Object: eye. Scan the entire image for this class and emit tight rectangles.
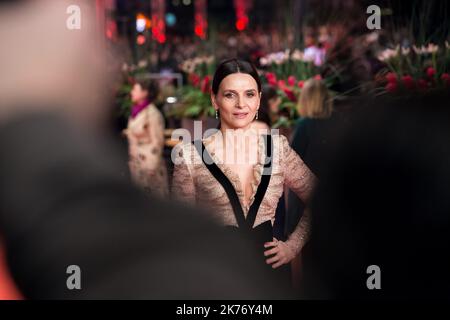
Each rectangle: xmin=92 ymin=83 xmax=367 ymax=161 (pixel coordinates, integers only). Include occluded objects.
xmin=224 ymin=92 xmax=234 ymax=99
xmin=246 ymin=92 xmax=255 ymax=97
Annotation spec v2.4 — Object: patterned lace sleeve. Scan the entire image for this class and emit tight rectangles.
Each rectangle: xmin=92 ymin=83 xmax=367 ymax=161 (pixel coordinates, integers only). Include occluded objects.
xmin=171 ymin=144 xmax=196 ymax=204
xmin=279 ymin=135 xmax=317 ymax=256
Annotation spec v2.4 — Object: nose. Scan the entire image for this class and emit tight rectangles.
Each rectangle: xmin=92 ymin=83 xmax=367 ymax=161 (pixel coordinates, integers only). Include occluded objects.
xmin=235 ymin=95 xmax=245 ymax=109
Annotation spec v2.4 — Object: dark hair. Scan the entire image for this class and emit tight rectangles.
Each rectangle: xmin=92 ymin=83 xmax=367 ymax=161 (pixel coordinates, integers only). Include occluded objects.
xmin=134 ymin=78 xmax=159 ymax=102
xmin=257 ymin=84 xmax=278 ymax=127
xmin=212 ymin=58 xmax=261 ymax=95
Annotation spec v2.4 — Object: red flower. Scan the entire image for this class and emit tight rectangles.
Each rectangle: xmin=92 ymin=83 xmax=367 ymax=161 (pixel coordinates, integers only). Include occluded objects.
xmin=287 ymin=75 xmax=297 ymax=87
xmin=418 ymin=79 xmax=429 ymax=90
xmin=265 ymin=72 xmax=277 ymax=86
xmin=314 ymin=74 xmax=322 ymax=81
xmin=189 ymin=73 xmax=201 ymax=87
xmin=277 ymin=80 xmax=286 ymax=89
xmin=426 ymin=67 xmax=436 ymax=79
xmin=297 ymin=80 xmax=305 ymax=88
xmin=128 ymin=76 xmax=135 ymax=85
xmin=441 ymin=73 xmax=450 ymax=86
xmin=386 ymin=72 xmax=397 ymax=84
xmin=401 ymin=75 xmax=415 ymax=90
xmin=283 ymin=88 xmax=297 ymax=102
xmin=385 ymin=82 xmax=397 ymax=92
xmin=201 ymin=75 xmax=211 ymax=94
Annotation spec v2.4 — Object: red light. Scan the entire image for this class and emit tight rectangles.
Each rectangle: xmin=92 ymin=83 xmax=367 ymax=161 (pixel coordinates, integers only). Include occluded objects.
xmin=157 ymin=34 xmax=166 ymax=43
xmin=195 ymin=26 xmax=204 ymax=38
xmin=236 ymin=17 xmax=247 ymax=31
xmin=137 ymin=34 xmax=146 ymax=45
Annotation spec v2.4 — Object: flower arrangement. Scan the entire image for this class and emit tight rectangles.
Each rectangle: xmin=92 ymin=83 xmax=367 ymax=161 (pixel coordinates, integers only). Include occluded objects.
xmin=171 ymin=56 xmax=216 ymax=119
xmin=376 ymin=42 xmax=450 ymax=94
xmin=260 ymin=49 xmax=335 ymax=128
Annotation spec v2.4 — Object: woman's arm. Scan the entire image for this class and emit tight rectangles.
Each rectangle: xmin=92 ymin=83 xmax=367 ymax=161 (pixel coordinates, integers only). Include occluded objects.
xmin=171 ymin=144 xmax=196 ymax=204
xmin=264 ymin=135 xmax=317 ymax=268
xmin=280 ymin=135 xmax=317 ymax=256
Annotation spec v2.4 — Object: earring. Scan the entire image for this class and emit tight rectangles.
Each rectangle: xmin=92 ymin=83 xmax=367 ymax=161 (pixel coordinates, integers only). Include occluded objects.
xmin=215 ymin=109 xmax=219 ymax=119
xmin=255 ymin=110 xmax=259 ymax=120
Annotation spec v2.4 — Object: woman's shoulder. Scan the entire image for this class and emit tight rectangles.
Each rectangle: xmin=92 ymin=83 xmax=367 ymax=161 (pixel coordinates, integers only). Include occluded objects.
xmin=172 ymin=140 xmax=201 ymax=166
xmin=146 ymin=103 xmax=164 ymax=118
xmin=293 ymin=117 xmax=314 ymax=138
xmin=251 ymin=121 xmax=270 ymax=132
xmin=266 ymin=132 xmax=290 ymax=151
xmin=295 ymin=117 xmax=313 ymax=129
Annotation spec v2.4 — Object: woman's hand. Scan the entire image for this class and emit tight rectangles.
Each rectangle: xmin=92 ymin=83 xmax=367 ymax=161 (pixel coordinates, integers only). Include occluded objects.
xmin=264 ymin=237 xmax=296 ymax=269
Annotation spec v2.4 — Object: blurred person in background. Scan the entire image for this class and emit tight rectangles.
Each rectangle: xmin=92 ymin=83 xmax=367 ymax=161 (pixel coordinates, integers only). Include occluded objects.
xmin=123 ymin=78 xmax=169 ymax=198
xmin=0 ymin=0 xmax=287 ymax=299
xmin=285 ymin=78 xmax=335 ymax=287
xmin=300 ymin=91 xmax=450 ymax=299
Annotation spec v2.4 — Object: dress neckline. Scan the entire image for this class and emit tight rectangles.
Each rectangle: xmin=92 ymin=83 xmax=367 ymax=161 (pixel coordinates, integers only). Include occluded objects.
xmin=202 ymin=131 xmax=265 ymax=214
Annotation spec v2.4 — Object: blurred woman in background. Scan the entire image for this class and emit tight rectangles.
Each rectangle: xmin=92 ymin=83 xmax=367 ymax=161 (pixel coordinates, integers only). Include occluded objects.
xmin=286 ymin=79 xmax=333 ymax=268
xmin=124 ymin=78 xmax=169 ymax=198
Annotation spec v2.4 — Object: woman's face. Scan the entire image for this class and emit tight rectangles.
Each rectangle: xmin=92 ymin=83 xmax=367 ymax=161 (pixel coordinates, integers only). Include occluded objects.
xmin=269 ymin=96 xmax=282 ymax=114
xmin=212 ymin=73 xmax=260 ymax=131
xmin=130 ymin=83 xmax=148 ymax=104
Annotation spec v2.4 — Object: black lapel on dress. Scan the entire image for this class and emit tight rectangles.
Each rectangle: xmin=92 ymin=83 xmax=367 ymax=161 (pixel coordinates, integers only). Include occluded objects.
xmin=246 ymin=134 xmax=273 ymax=229
xmin=193 ymin=141 xmax=248 ymax=229
xmin=193 ymin=134 xmax=273 ymax=230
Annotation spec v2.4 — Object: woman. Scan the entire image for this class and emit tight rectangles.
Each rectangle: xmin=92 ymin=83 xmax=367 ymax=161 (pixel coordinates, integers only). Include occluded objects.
xmin=286 ymin=79 xmax=333 ymax=238
xmin=124 ymin=78 xmax=169 ymax=198
xmin=171 ymin=59 xmax=316 ymax=284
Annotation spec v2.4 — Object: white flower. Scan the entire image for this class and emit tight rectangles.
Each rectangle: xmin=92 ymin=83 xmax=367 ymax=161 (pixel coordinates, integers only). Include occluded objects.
xmin=284 ymin=49 xmax=291 ymax=60
xmin=192 ymin=57 xmax=202 ymax=66
xmin=137 ymin=60 xmax=147 ymax=68
xmin=205 ymin=56 xmax=214 ymax=64
xmin=413 ymin=45 xmax=425 ymax=55
xmin=181 ymin=60 xmax=194 ymax=73
xmin=413 ymin=43 xmax=439 ymax=55
xmin=260 ymin=57 xmax=268 ymax=66
xmin=273 ymin=51 xmax=286 ymax=65
xmin=377 ymin=48 xmax=399 ymax=61
xmin=426 ymin=43 xmax=439 ymax=53
xmin=291 ymin=49 xmax=304 ymax=61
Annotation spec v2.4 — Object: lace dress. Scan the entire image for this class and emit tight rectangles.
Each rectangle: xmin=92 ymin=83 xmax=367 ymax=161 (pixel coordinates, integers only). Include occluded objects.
xmin=124 ymin=103 xmax=169 ymax=198
xmin=171 ymin=131 xmax=317 ymax=257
